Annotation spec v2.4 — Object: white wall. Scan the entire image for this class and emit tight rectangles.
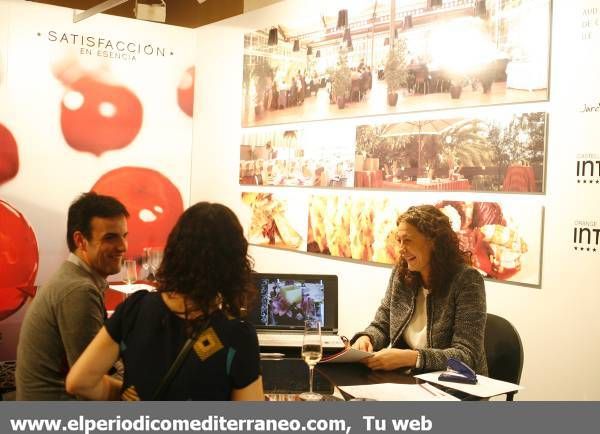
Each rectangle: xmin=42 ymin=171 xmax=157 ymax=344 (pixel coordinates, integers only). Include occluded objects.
xmin=191 ymin=0 xmax=600 ymax=400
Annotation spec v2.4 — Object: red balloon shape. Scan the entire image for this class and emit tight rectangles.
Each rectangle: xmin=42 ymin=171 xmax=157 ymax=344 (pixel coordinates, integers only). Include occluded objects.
xmin=0 ymin=123 xmax=19 ymax=185
xmin=91 ymin=167 xmax=183 ymax=260
xmin=177 ymin=66 xmax=195 ymax=117
xmin=0 ymin=200 xmax=39 ymax=321
xmin=61 ymin=76 xmax=143 ymax=156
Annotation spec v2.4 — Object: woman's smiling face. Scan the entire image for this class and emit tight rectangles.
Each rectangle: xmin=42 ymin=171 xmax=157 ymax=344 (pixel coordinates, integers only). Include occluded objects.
xmin=397 ymin=221 xmax=434 ymax=282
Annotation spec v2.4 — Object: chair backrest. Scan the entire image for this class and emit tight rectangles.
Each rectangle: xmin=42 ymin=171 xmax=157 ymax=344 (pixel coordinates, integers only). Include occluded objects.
xmin=484 ymin=313 xmax=524 ymax=387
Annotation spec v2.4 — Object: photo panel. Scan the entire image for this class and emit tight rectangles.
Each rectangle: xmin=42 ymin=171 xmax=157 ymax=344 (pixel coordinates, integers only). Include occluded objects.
xmin=240 ymin=190 xmax=309 ymax=252
xmin=240 ymin=123 xmax=356 ymax=188
xmin=241 ymin=0 xmax=551 ymax=128
xmin=355 ymin=111 xmax=547 ymax=193
xmin=304 ymin=191 xmax=543 ymax=286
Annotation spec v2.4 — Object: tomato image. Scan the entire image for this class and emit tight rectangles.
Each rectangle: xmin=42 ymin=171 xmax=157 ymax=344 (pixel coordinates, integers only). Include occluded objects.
xmin=60 ymin=75 xmax=143 ymax=156
xmin=91 ymin=167 xmax=184 ymax=259
xmin=0 ymin=123 xmax=19 ymax=185
xmin=177 ymin=66 xmax=195 ymax=117
xmin=0 ymin=200 xmax=38 ymax=321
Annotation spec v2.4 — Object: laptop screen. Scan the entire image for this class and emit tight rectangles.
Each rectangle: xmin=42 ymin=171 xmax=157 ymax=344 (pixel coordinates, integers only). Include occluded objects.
xmin=249 ymin=273 xmax=338 ymax=333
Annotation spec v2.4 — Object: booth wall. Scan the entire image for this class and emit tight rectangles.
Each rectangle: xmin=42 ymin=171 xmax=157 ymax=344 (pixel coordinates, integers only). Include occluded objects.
xmin=191 ymin=0 xmax=600 ymax=400
xmin=0 ymin=0 xmax=195 ymax=365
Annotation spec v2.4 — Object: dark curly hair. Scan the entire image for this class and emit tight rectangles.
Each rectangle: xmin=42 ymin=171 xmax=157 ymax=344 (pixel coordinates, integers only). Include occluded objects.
xmin=156 ymin=202 xmax=255 ymax=321
xmin=396 ymin=205 xmax=471 ymax=294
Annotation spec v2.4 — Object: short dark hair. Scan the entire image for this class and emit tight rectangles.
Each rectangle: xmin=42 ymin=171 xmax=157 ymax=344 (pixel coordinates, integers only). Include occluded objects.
xmin=156 ymin=202 xmax=255 ymax=320
xmin=396 ymin=204 xmax=471 ymax=294
xmin=67 ymin=192 xmax=129 ymax=252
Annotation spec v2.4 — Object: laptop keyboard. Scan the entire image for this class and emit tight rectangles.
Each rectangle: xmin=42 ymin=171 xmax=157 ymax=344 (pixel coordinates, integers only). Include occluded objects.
xmin=258 ymin=333 xmax=345 ymax=348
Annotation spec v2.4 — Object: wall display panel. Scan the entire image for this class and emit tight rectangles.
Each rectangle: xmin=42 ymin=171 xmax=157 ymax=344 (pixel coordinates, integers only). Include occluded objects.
xmin=241 ymin=191 xmax=309 ymax=251
xmin=242 ymin=190 xmax=543 ymax=286
xmin=0 ymin=0 xmax=195 ymax=355
xmin=241 ymin=0 xmax=551 ymax=128
xmin=239 ymin=123 xmax=355 ymax=187
xmin=190 ymin=0 xmax=600 ymax=400
xmin=355 ymin=111 xmax=547 ymax=193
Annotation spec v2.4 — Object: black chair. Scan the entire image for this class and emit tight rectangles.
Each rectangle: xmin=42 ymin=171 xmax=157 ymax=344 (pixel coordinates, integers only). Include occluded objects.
xmin=484 ymin=313 xmax=524 ymax=400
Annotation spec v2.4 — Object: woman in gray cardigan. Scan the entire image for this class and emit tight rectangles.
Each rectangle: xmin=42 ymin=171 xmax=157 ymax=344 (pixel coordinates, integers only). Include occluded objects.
xmin=352 ymin=205 xmax=487 ymax=374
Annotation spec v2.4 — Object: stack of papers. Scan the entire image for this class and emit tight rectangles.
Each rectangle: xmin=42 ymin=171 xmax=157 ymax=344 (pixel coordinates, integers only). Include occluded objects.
xmin=320 ymin=347 xmax=373 ymax=363
xmin=109 ymin=283 xmax=155 ymax=295
xmin=414 ymin=371 xmax=523 ymax=398
xmin=339 ymin=383 xmax=459 ymax=401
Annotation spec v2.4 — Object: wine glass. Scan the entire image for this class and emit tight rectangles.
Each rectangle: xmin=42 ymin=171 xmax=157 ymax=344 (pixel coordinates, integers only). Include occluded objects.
xmin=122 ymin=259 xmax=137 ymax=294
xmin=299 ymin=319 xmax=322 ymax=401
xmin=149 ymin=248 xmax=163 ymax=280
xmin=141 ymin=247 xmax=151 ymax=280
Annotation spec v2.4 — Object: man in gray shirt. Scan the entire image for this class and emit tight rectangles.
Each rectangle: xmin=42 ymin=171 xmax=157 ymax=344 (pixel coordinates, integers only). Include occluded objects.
xmin=16 ymin=192 xmax=129 ymax=400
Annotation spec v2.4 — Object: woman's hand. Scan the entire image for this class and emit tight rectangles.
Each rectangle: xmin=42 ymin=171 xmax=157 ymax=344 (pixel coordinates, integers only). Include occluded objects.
xmin=362 ymin=349 xmax=418 ymax=371
xmin=352 ymin=335 xmax=373 ymax=353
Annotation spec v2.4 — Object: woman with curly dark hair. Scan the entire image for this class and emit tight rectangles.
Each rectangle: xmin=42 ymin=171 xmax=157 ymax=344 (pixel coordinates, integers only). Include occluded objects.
xmin=352 ymin=205 xmax=487 ymax=374
xmin=66 ymin=202 xmax=264 ymax=400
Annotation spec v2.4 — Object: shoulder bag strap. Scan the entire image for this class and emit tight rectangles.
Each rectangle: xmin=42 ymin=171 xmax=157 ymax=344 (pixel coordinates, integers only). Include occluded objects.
xmin=151 ymin=316 xmax=211 ymax=400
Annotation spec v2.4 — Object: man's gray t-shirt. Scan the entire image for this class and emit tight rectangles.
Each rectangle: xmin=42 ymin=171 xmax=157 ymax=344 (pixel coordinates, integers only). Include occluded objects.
xmin=16 ymin=254 xmax=107 ymax=400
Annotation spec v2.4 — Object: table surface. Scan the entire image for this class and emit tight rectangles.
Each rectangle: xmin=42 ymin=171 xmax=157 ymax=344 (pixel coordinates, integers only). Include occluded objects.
xmin=262 ymin=358 xmax=419 ymax=401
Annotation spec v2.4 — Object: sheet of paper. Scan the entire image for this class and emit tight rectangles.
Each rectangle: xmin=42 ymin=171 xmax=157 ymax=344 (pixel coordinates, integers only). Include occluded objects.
xmin=320 ymin=347 xmax=373 ymax=363
xmin=414 ymin=371 xmax=523 ymax=398
xmin=339 ymin=383 xmax=459 ymax=401
xmin=108 ymin=283 xmax=155 ymax=295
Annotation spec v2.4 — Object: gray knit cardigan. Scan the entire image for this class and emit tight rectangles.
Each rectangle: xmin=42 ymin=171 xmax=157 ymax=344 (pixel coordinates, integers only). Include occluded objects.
xmin=354 ymin=264 xmax=488 ymax=375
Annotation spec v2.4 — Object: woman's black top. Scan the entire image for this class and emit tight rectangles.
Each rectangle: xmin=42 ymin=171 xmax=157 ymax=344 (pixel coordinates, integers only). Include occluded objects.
xmin=105 ymin=290 xmax=261 ymax=400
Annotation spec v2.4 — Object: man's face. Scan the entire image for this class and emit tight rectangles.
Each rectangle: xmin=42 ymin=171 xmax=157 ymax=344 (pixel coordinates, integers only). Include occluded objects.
xmin=77 ymin=216 xmax=128 ymax=278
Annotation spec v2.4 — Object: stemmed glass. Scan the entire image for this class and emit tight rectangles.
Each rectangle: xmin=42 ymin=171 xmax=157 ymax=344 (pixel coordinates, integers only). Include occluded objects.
xmin=299 ymin=319 xmax=323 ymax=401
xmin=122 ymin=259 xmax=137 ymax=294
xmin=149 ymin=248 xmax=163 ymax=281
xmin=141 ymin=248 xmax=151 ymax=280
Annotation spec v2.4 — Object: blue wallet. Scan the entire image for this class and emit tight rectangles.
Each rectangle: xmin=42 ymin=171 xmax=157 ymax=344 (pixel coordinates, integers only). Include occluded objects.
xmin=438 ymin=358 xmax=478 ymax=385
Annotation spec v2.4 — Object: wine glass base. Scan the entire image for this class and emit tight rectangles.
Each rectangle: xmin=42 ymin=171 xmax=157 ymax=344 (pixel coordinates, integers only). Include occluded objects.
xmin=298 ymin=392 xmax=322 ymax=401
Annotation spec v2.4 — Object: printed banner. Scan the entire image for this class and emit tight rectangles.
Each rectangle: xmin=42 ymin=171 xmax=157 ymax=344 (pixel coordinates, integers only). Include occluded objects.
xmin=355 ymin=112 xmax=547 ymax=193
xmin=0 ymin=1 xmax=195 ymax=363
xmin=242 ymin=191 xmax=543 ymax=286
xmin=240 ymin=124 xmax=355 ymax=188
xmin=241 ymin=0 xmax=551 ymax=127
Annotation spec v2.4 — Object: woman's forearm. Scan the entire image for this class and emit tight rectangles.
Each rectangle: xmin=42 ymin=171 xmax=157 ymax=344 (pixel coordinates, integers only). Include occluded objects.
xmin=67 ymin=374 xmax=122 ymax=400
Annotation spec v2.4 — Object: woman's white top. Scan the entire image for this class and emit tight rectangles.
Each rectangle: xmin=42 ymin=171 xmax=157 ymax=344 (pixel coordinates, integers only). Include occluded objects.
xmin=402 ymin=287 xmax=429 ymax=349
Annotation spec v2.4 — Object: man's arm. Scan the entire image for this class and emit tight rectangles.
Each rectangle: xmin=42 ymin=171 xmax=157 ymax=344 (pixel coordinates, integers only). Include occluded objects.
xmin=56 ymin=285 xmax=105 ymax=367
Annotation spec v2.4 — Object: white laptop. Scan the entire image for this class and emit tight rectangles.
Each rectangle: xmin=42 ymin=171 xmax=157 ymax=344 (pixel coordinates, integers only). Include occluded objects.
xmin=249 ymin=273 xmax=345 ymax=349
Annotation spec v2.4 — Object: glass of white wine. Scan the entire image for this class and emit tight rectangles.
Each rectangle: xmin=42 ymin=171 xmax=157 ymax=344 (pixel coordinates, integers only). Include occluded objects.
xmin=299 ymin=319 xmax=322 ymax=401
xmin=141 ymin=247 xmax=151 ymax=280
xmin=122 ymin=259 xmax=137 ymax=294
xmin=149 ymin=248 xmax=163 ymax=281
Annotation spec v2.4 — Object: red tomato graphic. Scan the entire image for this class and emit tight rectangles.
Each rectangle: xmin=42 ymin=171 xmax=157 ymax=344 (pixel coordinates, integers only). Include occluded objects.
xmin=61 ymin=76 xmax=143 ymax=156
xmin=177 ymin=66 xmax=195 ymax=117
xmin=0 ymin=123 xmax=19 ymax=185
xmin=91 ymin=167 xmax=183 ymax=260
xmin=0 ymin=200 xmax=39 ymax=321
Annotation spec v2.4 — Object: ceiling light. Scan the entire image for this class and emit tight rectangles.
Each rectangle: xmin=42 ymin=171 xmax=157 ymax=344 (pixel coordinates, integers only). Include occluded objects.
xmin=135 ymin=0 xmax=166 ymax=23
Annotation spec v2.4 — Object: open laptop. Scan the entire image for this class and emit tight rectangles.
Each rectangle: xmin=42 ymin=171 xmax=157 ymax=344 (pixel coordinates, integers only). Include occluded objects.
xmin=249 ymin=273 xmax=344 ymax=349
